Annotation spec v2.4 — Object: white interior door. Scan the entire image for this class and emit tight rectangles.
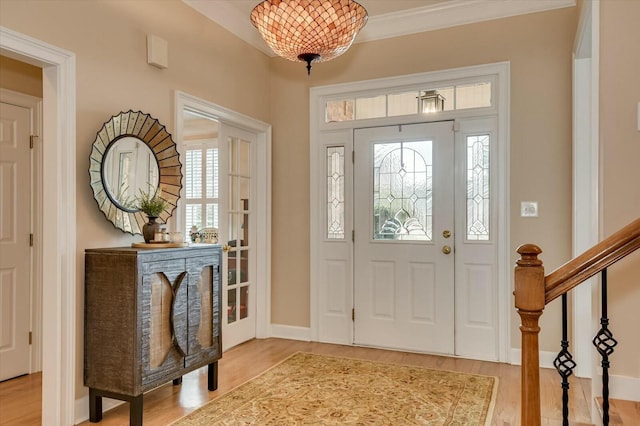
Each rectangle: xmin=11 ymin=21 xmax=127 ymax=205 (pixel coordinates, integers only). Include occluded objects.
xmin=353 ymin=121 xmax=455 ymax=354
xmin=0 ymin=102 xmax=32 ymax=380
xmin=219 ymin=123 xmax=257 ymax=350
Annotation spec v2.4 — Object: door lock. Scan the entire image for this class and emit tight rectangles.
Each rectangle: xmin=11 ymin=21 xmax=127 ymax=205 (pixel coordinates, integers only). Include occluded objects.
xmin=442 ymin=230 xmax=451 ymax=239
xmin=442 ymin=245 xmax=452 ymax=255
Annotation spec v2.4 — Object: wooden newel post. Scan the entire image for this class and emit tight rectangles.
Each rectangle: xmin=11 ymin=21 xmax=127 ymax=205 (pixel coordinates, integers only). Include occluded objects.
xmin=514 ymin=244 xmax=545 ymax=426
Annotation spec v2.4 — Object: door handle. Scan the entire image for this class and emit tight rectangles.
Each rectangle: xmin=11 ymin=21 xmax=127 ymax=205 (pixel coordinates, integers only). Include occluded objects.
xmin=442 ymin=245 xmax=452 ymax=255
xmin=222 ymin=244 xmax=232 ymax=253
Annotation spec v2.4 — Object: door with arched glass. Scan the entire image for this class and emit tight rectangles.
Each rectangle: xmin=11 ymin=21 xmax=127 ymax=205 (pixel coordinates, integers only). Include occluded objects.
xmin=353 ymin=121 xmax=455 ymax=354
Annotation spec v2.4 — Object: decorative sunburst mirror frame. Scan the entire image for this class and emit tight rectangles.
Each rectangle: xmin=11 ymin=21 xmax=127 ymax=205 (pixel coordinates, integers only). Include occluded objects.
xmin=89 ymin=110 xmax=182 ymax=235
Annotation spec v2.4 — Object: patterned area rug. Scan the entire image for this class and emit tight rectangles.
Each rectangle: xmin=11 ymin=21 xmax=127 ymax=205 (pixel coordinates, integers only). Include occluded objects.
xmin=173 ymin=352 xmax=498 ymax=425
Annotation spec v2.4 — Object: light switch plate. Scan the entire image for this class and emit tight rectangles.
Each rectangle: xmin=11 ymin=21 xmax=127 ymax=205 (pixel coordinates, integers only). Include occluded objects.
xmin=521 ymin=201 xmax=538 ymax=217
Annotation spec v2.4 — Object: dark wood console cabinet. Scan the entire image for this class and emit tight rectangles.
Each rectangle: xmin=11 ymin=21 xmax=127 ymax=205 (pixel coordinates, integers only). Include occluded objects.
xmin=84 ymin=245 xmax=222 ymax=425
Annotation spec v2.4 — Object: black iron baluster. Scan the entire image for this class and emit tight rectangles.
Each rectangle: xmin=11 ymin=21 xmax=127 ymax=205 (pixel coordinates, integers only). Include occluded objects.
xmin=592 ymin=268 xmax=618 ymax=426
xmin=554 ymin=293 xmax=576 ymax=426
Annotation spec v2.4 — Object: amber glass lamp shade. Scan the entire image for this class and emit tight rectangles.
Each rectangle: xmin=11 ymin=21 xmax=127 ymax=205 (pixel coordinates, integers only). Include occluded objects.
xmin=250 ymin=0 xmax=368 ymax=75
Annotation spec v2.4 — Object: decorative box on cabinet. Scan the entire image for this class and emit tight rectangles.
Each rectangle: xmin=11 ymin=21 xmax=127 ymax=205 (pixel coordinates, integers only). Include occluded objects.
xmin=84 ymin=245 xmax=222 ymax=425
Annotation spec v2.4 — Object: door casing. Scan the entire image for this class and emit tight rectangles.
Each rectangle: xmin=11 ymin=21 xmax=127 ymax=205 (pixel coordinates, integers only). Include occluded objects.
xmin=174 ymin=91 xmax=272 ymax=344
xmin=310 ymin=62 xmax=511 ymax=362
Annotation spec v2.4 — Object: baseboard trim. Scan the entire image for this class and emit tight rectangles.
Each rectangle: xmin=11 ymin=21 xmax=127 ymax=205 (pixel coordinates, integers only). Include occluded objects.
xmin=270 ymin=324 xmax=312 ymax=341
xmin=510 ymin=348 xmax=557 ymax=369
xmin=75 ymin=394 xmax=124 ymax=425
xmin=600 ymin=374 xmax=640 ymax=401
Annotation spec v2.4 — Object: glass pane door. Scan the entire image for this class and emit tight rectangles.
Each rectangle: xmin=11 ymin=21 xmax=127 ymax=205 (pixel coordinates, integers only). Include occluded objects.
xmin=227 ymin=136 xmax=250 ymax=324
xmin=219 ymin=124 xmax=256 ymax=350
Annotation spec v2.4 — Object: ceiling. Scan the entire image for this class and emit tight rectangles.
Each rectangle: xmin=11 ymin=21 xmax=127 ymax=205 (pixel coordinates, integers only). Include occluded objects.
xmin=183 ymin=0 xmax=576 ymax=57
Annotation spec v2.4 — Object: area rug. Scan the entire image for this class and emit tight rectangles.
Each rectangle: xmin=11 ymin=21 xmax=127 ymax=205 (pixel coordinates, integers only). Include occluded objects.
xmin=172 ymin=352 xmax=498 ymax=425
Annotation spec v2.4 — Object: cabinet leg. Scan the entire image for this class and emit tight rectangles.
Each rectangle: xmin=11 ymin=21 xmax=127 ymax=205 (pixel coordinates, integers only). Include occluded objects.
xmin=130 ymin=394 xmax=143 ymax=426
xmin=89 ymin=389 xmax=103 ymax=422
xmin=208 ymin=362 xmax=218 ymax=391
xmin=173 ymin=377 xmax=183 ymax=386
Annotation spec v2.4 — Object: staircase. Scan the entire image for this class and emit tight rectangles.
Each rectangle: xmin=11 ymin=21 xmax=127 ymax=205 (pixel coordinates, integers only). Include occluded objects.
xmin=514 ymin=218 xmax=640 ymax=426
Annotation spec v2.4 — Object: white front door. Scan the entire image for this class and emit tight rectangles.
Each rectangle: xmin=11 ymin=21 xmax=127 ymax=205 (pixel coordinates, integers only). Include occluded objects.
xmin=0 ymin=101 xmax=32 ymax=380
xmin=218 ymin=123 xmax=257 ymax=350
xmin=353 ymin=121 xmax=455 ymax=354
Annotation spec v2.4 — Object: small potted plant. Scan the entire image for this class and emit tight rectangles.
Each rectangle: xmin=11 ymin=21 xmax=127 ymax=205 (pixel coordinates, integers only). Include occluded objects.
xmin=136 ymin=187 xmax=168 ymax=243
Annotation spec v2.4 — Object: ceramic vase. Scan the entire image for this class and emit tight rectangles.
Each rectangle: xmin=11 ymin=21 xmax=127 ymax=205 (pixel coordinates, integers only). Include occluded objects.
xmin=142 ymin=216 xmax=161 ymax=243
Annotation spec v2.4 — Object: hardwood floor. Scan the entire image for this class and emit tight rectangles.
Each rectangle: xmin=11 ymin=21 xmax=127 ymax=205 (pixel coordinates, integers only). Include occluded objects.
xmin=0 ymin=372 xmax=42 ymax=425
xmin=1 ymin=338 xmax=595 ymax=425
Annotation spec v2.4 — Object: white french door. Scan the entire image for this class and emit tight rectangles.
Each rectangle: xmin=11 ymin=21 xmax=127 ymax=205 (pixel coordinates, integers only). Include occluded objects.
xmin=353 ymin=121 xmax=455 ymax=354
xmin=218 ymin=123 xmax=257 ymax=350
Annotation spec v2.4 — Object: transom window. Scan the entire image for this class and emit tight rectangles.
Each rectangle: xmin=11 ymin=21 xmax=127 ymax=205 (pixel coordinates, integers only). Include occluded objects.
xmin=325 ymin=81 xmax=492 ymax=123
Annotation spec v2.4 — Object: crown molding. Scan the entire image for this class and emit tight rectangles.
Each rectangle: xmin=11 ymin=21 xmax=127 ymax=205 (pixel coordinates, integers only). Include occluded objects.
xmin=183 ymin=0 xmax=576 ymax=57
xmin=357 ymin=0 xmax=576 ymax=42
xmin=184 ymin=0 xmax=274 ymax=56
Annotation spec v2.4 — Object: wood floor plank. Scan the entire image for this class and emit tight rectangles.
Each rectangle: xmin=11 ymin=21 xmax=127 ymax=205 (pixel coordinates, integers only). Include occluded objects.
xmin=0 ymin=339 xmax=597 ymax=425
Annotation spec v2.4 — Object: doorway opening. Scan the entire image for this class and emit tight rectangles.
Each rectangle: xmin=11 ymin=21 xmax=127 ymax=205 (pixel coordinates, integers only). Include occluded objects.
xmin=174 ymin=91 xmax=272 ymax=350
xmin=0 ymin=26 xmax=77 ymax=425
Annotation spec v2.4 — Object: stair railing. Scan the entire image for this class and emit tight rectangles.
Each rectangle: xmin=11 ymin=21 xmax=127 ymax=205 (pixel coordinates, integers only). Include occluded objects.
xmin=514 ymin=217 xmax=640 ymax=425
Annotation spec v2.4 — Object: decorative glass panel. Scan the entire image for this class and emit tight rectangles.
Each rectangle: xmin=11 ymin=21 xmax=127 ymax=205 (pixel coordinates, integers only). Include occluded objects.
xmin=355 ymin=95 xmax=386 ymax=120
xmin=373 ymin=141 xmax=432 ymax=241
xmin=326 ymin=146 xmax=345 ymax=239
xmin=326 ymin=99 xmax=355 ymax=122
xmin=387 ymin=92 xmax=418 ymax=117
xmin=456 ymin=82 xmax=492 ymax=109
xmin=466 ymin=134 xmax=490 ymax=241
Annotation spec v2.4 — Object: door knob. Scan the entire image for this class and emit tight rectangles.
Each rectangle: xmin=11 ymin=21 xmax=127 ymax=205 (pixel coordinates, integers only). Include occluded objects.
xmin=442 ymin=245 xmax=452 ymax=255
xmin=222 ymin=244 xmax=232 ymax=253
xmin=442 ymin=230 xmax=451 ymax=238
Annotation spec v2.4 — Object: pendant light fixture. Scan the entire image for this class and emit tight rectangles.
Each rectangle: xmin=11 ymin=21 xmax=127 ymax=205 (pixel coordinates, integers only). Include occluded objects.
xmin=250 ymin=0 xmax=368 ymax=75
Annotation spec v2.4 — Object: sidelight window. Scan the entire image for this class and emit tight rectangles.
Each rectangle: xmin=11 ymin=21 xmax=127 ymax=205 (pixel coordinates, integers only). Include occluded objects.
xmin=466 ymin=134 xmax=490 ymax=241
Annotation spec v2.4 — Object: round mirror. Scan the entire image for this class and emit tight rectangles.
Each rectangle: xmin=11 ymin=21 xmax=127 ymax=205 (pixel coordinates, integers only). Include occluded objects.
xmin=102 ymin=136 xmax=159 ymax=212
xmin=89 ymin=111 xmax=182 ymax=235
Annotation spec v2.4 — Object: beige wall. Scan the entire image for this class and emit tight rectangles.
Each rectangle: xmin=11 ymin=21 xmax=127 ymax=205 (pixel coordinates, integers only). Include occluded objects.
xmin=269 ymin=7 xmax=578 ymax=353
xmin=4 ymin=0 xmax=636 ymax=402
xmin=0 ymin=55 xmax=42 ymax=97
xmin=600 ymin=0 xmax=640 ymax=378
xmin=1 ymin=0 xmax=271 ymax=399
